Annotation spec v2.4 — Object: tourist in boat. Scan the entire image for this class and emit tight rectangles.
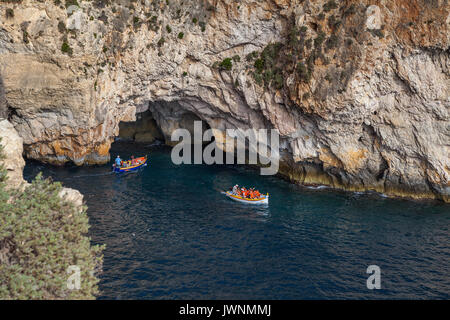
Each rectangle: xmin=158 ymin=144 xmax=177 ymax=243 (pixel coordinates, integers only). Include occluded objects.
xmin=131 ymin=155 xmax=136 ymax=165
xmin=115 ymin=155 xmax=122 ymax=167
xmin=232 ymin=184 xmax=239 ymax=194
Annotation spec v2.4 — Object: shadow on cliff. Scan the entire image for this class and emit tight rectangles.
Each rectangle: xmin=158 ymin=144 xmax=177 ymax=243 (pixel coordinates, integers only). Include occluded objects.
xmin=0 ymin=74 xmax=7 ymax=119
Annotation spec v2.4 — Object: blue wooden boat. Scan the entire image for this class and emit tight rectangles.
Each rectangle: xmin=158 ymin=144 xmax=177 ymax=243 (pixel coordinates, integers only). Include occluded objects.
xmin=112 ymin=156 xmax=148 ymax=173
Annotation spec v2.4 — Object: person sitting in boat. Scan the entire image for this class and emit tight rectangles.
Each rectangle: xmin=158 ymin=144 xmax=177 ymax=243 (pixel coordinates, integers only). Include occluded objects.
xmin=131 ymin=155 xmax=136 ymax=165
xmin=232 ymin=184 xmax=239 ymax=194
xmin=254 ymin=190 xmax=261 ymax=198
xmin=115 ymin=155 xmax=122 ymax=168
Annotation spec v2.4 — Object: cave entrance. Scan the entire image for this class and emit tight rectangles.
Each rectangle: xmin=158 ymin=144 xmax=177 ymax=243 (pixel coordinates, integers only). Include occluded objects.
xmin=118 ymin=110 xmax=164 ymax=144
xmin=117 ymin=101 xmax=212 ymax=147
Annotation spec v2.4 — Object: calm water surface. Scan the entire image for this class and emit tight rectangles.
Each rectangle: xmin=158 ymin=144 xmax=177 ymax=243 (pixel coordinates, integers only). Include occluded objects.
xmin=24 ymin=141 xmax=450 ymax=299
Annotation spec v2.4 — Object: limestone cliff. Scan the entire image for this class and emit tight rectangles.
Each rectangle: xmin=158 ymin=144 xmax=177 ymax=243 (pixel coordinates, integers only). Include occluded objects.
xmin=0 ymin=0 xmax=448 ymax=202
xmin=0 ymin=119 xmax=25 ymax=189
xmin=0 ymin=118 xmax=84 ymax=208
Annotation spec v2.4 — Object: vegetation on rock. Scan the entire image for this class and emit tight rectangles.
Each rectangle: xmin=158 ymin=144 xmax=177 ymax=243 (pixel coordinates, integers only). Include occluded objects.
xmin=0 ymin=140 xmax=104 ymax=299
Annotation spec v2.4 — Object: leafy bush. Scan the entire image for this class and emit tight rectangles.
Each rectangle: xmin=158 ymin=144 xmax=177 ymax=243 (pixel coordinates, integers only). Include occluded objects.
xmin=5 ymin=8 xmax=14 ymax=19
xmin=157 ymin=37 xmax=165 ymax=47
xmin=57 ymin=21 xmax=66 ymax=33
xmin=22 ymin=30 xmax=29 ymax=44
xmin=177 ymin=32 xmax=184 ymax=39
xmin=314 ymin=31 xmax=326 ymax=48
xmin=297 ymin=62 xmax=311 ymax=82
xmin=252 ymin=72 xmax=263 ymax=86
xmin=61 ymin=42 xmax=72 ymax=55
xmin=371 ymin=29 xmax=384 ymax=39
xmin=65 ymin=0 xmax=79 ymax=8
xmin=245 ymin=51 xmax=258 ymax=61
xmin=199 ymin=21 xmax=206 ymax=32
xmin=254 ymin=58 xmax=264 ymax=73
xmin=325 ymin=34 xmax=339 ymax=50
xmin=219 ymin=58 xmax=232 ymax=71
xmin=0 ymin=141 xmax=104 ymax=299
xmin=323 ymin=0 xmax=338 ymax=12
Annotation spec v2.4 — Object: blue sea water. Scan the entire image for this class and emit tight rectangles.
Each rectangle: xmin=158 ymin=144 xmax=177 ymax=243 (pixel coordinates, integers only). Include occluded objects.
xmin=23 ymin=141 xmax=450 ymax=299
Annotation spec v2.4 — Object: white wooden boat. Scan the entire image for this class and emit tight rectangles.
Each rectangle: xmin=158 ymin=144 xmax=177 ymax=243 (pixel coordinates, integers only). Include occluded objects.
xmin=224 ymin=191 xmax=269 ymax=204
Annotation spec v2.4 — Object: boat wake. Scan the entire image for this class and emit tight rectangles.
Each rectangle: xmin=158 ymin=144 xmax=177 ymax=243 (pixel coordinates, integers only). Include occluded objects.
xmin=66 ymin=171 xmax=115 ymax=180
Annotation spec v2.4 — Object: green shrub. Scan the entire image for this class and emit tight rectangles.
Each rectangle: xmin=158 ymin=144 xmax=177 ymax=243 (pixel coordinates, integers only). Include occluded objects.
xmin=272 ymin=72 xmax=284 ymax=90
xmin=199 ymin=21 xmax=206 ymax=32
xmin=252 ymin=72 xmax=263 ymax=86
xmin=297 ymin=62 xmax=311 ymax=82
xmin=5 ymin=8 xmax=14 ymax=19
xmin=166 ymin=25 xmax=172 ymax=33
xmin=325 ymin=34 xmax=339 ymax=50
xmin=323 ymin=0 xmax=338 ymax=12
xmin=0 ymin=141 xmax=104 ymax=299
xmin=61 ymin=42 xmax=72 ymax=55
xmin=261 ymin=42 xmax=282 ymax=66
xmin=219 ymin=58 xmax=232 ymax=71
xmin=314 ymin=31 xmax=326 ymax=48
xmin=177 ymin=32 xmax=184 ymax=39
xmin=344 ymin=4 xmax=356 ymax=16
xmin=58 ymin=21 xmax=66 ymax=33
xmin=65 ymin=0 xmax=79 ymax=8
xmin=254 ymin=59 xmax=264 ymax=73
xmin=22 ymin=30 xmax=29 ymax=44
xmin=246 ymin=51 xmax=258 ymax=61
xmin=371 ymin=29 xmax=384 ymax=39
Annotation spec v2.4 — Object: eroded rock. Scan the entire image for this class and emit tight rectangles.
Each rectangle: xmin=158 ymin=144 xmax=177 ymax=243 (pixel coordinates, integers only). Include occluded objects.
xmin=0 ymin=0 xmax=448 ymax=202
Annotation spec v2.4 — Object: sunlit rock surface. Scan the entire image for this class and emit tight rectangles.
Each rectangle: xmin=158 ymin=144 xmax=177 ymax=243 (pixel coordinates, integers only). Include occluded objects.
xmin=0 ymin=0 xmax=448 ymax=201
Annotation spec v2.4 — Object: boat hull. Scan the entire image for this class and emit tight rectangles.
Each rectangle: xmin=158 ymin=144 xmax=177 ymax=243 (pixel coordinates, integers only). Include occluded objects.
xmin=113 ymin=157 xmax=147 ymax=173
xmin=224 ymin=191 xmax=269 ymax=204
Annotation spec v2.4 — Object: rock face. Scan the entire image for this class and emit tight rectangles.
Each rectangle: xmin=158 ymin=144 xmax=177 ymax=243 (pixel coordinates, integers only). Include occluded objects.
xmin=0 ymin=118 xmax=84 ymax=207
xmin=0 ymin=119 xmax=26 ymax=189
xmin=0 ymin=0 xmax=448 ymax=202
